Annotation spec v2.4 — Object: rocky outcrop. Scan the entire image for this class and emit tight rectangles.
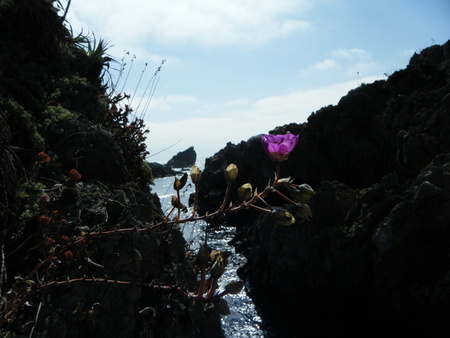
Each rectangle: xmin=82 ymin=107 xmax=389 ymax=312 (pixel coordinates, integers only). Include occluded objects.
xmin=147 ymin=147 xmax=198 ymax=179
xmin=167 ymin=146 xmax=197 ymax=168
xmin=148 ymin=162 xmax=182 ymax=178
xmin=199 ymin=40 xmax=450 ymax=337
xmin=148 ymin=147 xmax=196 ymax=178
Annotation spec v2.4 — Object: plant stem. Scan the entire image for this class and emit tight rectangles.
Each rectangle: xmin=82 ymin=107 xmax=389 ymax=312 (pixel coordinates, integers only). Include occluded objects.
xmin=176 ymin=189 xmax=181 ymax=222
xmin=206 ymin=278 xmax=217 ymax=299
xmin=272 ymin=188 xmax=298 ymax=205
xmin=219 ymin=181 xmax=231 ymax=212
xmin=247 ymin=204 xmax=272 ymax=213
xmin=191 ymin=183 xmax=198 ymax=218
xmin=275 ymin=163 xmax=280 ymax=185
xmin=196 ymin=265 xmax=207 ymax=300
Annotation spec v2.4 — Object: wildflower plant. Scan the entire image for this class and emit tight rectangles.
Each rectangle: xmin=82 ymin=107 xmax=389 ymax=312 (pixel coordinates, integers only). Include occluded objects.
xmin=105 ymin=93 xmax=150 ymax=161
xmin=0 ymin=132 xmax=314 ymax=331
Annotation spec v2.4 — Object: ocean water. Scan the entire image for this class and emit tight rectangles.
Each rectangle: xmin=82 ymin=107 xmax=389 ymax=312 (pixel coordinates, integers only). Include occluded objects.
xmin=152 ymin=173 xmax=264 ymax=337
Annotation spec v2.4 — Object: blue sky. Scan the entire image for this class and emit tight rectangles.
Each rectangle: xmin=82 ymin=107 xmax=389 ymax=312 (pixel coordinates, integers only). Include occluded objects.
xmin=66 ymin=0 xmax=450 ymax=164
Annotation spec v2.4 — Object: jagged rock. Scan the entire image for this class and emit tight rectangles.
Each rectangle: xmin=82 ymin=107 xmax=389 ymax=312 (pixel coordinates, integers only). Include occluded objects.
xmin=148 ymin=162 xmax=182 ymax=178
xmin=167 ymin=146 xmax=197 ymax=168
xmin=199 ymin=40 xmax=450 ymax=337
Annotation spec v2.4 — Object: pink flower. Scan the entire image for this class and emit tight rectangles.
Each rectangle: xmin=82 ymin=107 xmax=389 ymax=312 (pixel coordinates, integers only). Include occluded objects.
xmin=261 ymin=133 xmax=299 ymax=162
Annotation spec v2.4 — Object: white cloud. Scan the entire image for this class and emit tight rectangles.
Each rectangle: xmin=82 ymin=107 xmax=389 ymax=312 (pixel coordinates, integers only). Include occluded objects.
xmin=145 ymin=75 xmax=382 ymax=163
xmin=298 ymin=47 xmax=381 ymax=83
xmin=67 ymin=0 xmax=311 ymax=48
xmin=146 ymin=95 xmax=199 ymax=112
xmin=311 ymin=58 xmax=338 ymax=71
xmin=331 ymin=47 xmax=367 ymax=59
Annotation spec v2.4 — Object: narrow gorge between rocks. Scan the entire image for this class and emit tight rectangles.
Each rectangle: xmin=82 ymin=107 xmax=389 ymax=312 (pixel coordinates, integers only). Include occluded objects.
xmin=153 ymin=173 xmax=265 ymax=337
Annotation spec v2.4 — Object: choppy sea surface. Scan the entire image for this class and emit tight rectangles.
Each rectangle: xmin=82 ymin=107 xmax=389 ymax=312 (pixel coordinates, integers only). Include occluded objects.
xmin=152 ymin=173 xmax=264 ymax=337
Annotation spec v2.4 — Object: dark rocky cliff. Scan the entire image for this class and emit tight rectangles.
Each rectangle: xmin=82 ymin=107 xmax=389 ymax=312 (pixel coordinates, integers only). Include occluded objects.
xmin=198 ymin=40 xmax=450 ymax=337
xmin=167 ymin=147 xmax=197 ymax=168
xmin=148 ymin=147 xmax=197 ymax=178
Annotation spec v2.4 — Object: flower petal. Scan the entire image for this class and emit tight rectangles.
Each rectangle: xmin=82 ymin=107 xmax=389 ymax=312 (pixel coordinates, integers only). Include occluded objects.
xmin=277 ymin=143 xmax=290 ymax=154
xmin=261 ymin=133 xmax=299 ymax=162
xmin=267 ymin=143 xmax=280 ymax=153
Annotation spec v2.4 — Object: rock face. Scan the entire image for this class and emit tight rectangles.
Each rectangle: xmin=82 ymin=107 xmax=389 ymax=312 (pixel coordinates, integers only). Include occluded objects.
xmin=198 ymin=40 xmax=450 ymax=337
xmin=148 ymin=146 xmax=197 ymax=178
xmin=148 ymin=161 xmax=182 ymax=178
xmin=167 ymin=147 xmax=197 ymax=168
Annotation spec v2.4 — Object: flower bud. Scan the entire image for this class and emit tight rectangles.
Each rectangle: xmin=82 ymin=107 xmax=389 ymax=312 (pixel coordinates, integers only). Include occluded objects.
xmin=39 ymin=215 xmax=51 ymax=227
xmin=288 ymin=184 xmax=315 ymax=204
xmin=63 ymin=250 xmax=74 ymax=262
xmin=196 ymin=242 xmax=210 ymax=266
xmin=210 ymin=257 xmax=225 ymax=279
xmin=37 ymin=152 xmax=51 ymax=164
xmin=295 ymin=203 xmax=312 ymax=220
xmin=213 ymin=298 xmax=230 ymax=316
xmin=190 ymin=165 xmax=202 ymax=184
xmin=25 ymin=279 xmax=36 ymax=287
xmin=224 ymin=163 xmax=238 ymax=182
xmin=277 ymin=177 xmax=291 ymax=184
xmin=173 ymin=173 xmax=188 ymax=191
xmin=171 ymin=195 xmax=185 ymax=210
xmin=69 ymin=169 xmax=82 ymax=181
xmin=210 ymin=250 xmax=226 ymax=264
xmin=225 ymin=280 xmax=244 ymax=295
xmin=270 ymin=207 xmax=296 ymax=226
xmin=237 ymin=183 xmax=253 ymax=201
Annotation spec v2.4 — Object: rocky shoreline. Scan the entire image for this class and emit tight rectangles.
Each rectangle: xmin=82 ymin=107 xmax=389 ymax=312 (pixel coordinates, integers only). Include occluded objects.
xmin=2 ymin=2 xmax=449 ymax=336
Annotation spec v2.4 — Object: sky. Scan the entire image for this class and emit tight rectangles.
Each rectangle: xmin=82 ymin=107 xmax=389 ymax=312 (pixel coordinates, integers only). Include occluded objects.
xmin=65 ymin=0 xmax=450 ymax=164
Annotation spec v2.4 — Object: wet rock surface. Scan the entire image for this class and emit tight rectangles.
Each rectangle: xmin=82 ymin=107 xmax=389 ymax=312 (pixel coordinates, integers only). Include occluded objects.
xmin=199 ymin=40 xmax=450 ymax=337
